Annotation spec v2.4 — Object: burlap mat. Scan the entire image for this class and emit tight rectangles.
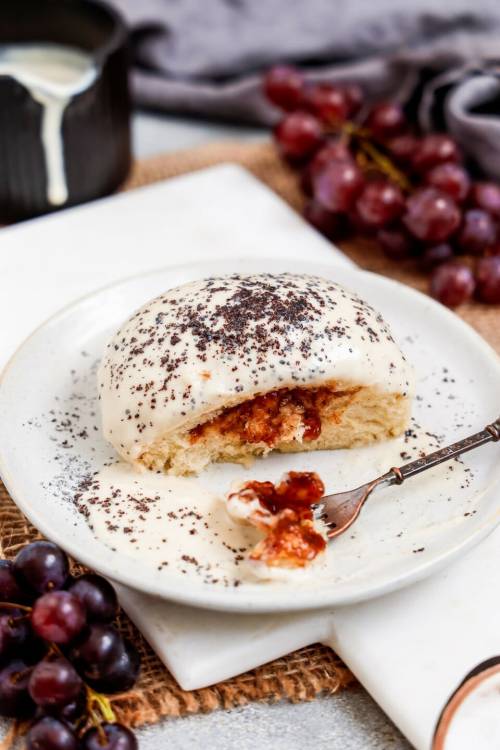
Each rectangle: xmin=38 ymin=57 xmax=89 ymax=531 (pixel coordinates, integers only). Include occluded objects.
xmin=1 ymin=140 xmax=498 ymax=729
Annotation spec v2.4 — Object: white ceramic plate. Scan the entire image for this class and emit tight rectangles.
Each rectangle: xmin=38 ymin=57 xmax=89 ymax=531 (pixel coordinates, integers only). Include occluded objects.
xmin=1 ymin=258 xmax=500 ymax=613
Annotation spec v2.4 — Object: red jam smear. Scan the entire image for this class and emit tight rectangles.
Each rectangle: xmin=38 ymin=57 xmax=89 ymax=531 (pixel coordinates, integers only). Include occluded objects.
xmin=249 ymin=510 xmax=326 ymax=566
xmin=243 ymin=471 xmax=325 ymax=519
xmin=190 ymin=386 xmax=338 ymax=446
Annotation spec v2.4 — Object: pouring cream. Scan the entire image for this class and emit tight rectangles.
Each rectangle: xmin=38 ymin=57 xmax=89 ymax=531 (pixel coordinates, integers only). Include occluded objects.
xmin=0 ymin=43 xmax=97 ymax=206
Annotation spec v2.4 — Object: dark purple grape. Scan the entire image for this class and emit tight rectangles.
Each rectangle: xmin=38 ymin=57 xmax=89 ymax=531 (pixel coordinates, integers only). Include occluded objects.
xmin=403 ymin=188 xmax=461 ymax=243
xmin=0 ymin=560 xmax=28 ymax=604
xmin=274 ymin=111 xmax=322 ymax=160
xmin=13 ymin=542 xmax=69 ymax=595
xmin=476 ymin=256 xmax=500 ymax=303
xmin=420 ymin=243 xmax=454 ymax=272
xmin=26 ymin=716 xmax=78 ymax=750
xmin=31 ymin=591 xmax=85 ymax=644
xmin=304 ymin=201 xmax=347 ymax=240
xmin=306 ymin=83 xmax=349 ymax=124
xmin=412 ymin=134 xmax=460 ymax=173
xmin=67 ymin=574 xmax=118 ymax=623
xmin=425 ymin=163 xmax=470 ymax=203
xmin=430 ymin=262 xmax=475 ymax=307
xmin=29 ymin=657 xmax=82 ymax=710
xmin=458 ymin=209 xmax=496 ymax=255
xmin=70 ymin=624 xmax=123 ymax=681
xmin=81 ymin=722 xmax=138 ymax=750
xmin=263 ymin=65 xmax=304 ymax=111
xmin=355 ymin=179 xmax=405 ymax=228
xmin=365 ymin=101 xmax=406 ymax=140
xmin=88 ymin=640 xmax=141 ymax=694
xmin=377 ymin=227 xmax=416 ymax=260
xmin=313 ymin=159 xmax=364 ymax=212
xmin=0 ymin=607 xmax=30 ymax=661
xmin=470 ymin=181 xmax=500 ymax=218
xmin=0 ymin=659 xmax=35 ymax=717
xmin=39 ymin=689 xmax=86 ymax=725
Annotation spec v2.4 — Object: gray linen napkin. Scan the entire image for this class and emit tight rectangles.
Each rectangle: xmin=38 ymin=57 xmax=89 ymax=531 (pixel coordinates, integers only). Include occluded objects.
xmin=105 ymin=0 xmax=500 ymax=177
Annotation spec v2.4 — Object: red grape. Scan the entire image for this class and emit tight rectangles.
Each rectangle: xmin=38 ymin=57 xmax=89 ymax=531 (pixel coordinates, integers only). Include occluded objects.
xmin=412 ymin=134 xmax=460 ymax=173
xmin=403 ymin=188 xmax=461 ymax=243
xmin=0 ymin=659 xmax=35 ymax=717
xmin=425 ymin=163 xmax=470 ymax=203
xmin=420 ymin=243 xmax=454 ymax=272
xmin=458 ymin=209 xmax=496 ymax=255
xmin=430 ymin=262 xmax=475 ymax=307
xmin=365 ymin=101 xmax=406 ymax=140
xmin=344 ymin=83 xmax=363 ymax=117
xmin=0 ymin=560 xmax=28 ymax=604
xmin=306 ymin=84 xmax=349 ymax=124
xmin=304 ymin=201 xmax=346 ymax=239
xmin=476 ymin=256 xmax=500 ymax=303
xmin=70 ymin=624 xmax=123 ymax=680
xmin=29 ymin=657 xmax=82 ymax=710
xmin=263 ymin=65 xmax=304 ymax=111
xmin=310 ymin=140 xmax=352 ymax=174
xmin=386 ymin=134 xmax=419 ymax=165
xmin=302 ymin=139 xmax=352 ymax=195
xmin=470 ymin=181 xmax=500 ymax=218
xmin=88 ymin=639 xmax=141 ymax=694
xmin=67 ymin=574 xmax=118 ymax=623
xmin=313 ymin=159 xmax=364 ymax=212
xmin=355 ymin=179 xmax=405 ymax=228
xmin=13 ymin=542 xmax=69 ymax=595
xmin=81 ymin=723 xmax=137 ymax=750
xmin=26 ymin=716 xmax=78 ymax=750
xmin=31 ymin=591 xmax=85 ymax=644
xmin=377 ymin=227 xmax=416 ymax=260
xmin=274 ymin=111 xmax=322 ymax=160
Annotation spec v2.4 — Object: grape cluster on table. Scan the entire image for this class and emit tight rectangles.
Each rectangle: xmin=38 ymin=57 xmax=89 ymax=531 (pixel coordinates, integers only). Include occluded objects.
xmin=0 ymin=541 xmax=140 ymax=749
xmin=264 ymin=64 xmax=500 ymax=308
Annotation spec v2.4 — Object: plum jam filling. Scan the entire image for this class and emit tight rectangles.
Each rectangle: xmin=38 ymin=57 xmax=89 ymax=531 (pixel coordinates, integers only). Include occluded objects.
xmin=189 ymin=385 xmax=358 ymax=447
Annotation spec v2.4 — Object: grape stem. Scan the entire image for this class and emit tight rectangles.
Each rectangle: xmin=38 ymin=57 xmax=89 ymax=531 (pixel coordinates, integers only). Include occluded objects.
xmin=0 ymin=602 xmax=32 ymax=613
xmin=87 ymin=685 xmax=116 ymax=724
xmin=326 ymin=120 xmax=413 ymax=192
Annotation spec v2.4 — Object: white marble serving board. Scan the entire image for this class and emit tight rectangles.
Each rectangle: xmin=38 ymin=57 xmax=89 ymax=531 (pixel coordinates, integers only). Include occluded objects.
xmin=1 ymin=164 xmax=499 ymax=750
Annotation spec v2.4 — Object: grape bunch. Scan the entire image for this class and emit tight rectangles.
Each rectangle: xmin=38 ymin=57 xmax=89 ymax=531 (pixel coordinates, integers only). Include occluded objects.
xmin=0 ymin=541 xmax=140 ymax=749
xmin=264 ymin=64 xmax=500 ymax=308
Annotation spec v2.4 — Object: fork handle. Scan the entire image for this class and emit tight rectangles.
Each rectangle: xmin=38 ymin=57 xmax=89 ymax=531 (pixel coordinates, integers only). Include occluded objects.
xmin=389 ymin=418 xmax=500 ymax=485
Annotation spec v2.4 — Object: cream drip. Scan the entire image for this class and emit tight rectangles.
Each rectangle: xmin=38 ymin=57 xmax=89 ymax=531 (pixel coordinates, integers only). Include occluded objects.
xmin=0 ymin=43 xmax=97 ymax=205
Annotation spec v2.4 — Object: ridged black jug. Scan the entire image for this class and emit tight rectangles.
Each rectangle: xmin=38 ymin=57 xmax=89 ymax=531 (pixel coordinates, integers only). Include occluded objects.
xmin=0 ymin=0 xmax=131 ymax=221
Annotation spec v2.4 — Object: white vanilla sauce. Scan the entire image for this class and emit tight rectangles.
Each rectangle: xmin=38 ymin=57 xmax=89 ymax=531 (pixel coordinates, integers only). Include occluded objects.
xmin=0 ymin=43 xmax=97 ymax=205
xmin=80 ymin=425 xmax=472 ymax=588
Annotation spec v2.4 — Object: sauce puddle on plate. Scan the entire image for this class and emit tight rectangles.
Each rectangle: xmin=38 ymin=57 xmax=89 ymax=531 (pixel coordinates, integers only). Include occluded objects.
xmin=74 ymin=423 xmax=473 ymax=589
xmin=76 ymin=463 xmax=258 ymax=588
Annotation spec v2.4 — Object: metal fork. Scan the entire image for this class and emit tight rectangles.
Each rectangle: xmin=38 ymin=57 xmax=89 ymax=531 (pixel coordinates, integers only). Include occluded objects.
xmin=317 ymin=418 xmax=500 ymax=539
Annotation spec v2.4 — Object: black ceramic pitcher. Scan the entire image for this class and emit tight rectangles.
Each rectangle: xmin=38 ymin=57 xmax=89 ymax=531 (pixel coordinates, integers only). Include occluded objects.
xmin=0 ymin=0 xmax=131 ymax=221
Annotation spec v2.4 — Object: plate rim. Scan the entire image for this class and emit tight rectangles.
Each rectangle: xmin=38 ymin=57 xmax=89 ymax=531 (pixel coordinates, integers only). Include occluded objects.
xmin=1 ymin=257 xmax=500 ymax=613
